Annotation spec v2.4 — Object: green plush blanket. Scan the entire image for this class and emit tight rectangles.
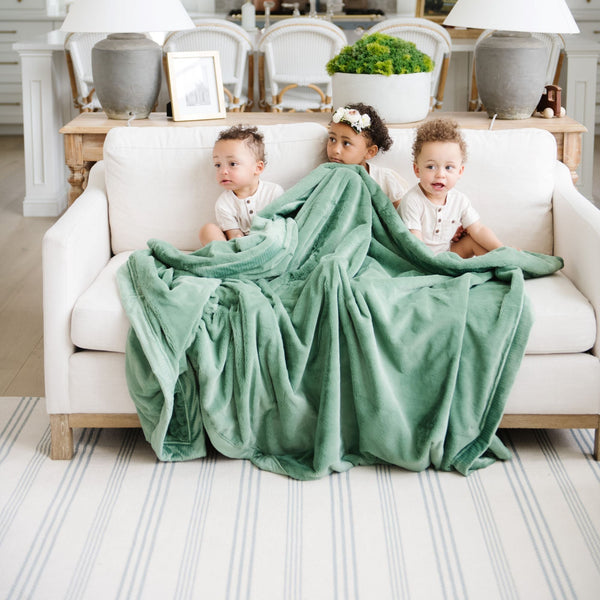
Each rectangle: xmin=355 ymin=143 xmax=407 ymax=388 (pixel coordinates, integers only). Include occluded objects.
xmin=117 ymin=163 xmax=563 ymax=479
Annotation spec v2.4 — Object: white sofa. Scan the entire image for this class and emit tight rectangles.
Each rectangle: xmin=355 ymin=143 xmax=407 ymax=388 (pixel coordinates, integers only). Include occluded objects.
xmin=43 ymin=122 xmax=600 ymax=460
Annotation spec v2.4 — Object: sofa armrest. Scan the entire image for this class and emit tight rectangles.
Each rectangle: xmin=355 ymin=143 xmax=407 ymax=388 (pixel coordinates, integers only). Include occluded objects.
xmin=43 ymin=162 xmax=111 ymax=413
xmin=553 ymin=160 xmax=600 ymax=356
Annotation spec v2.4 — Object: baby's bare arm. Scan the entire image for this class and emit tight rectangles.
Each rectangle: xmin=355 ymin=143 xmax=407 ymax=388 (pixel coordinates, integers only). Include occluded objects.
xmin=225 ymin=228 xmax=245 ymax=240
xmin=466 ymin=221 xmax=503 ymax=251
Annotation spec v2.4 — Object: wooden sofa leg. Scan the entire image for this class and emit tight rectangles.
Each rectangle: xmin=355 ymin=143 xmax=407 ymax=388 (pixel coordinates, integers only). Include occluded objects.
xmin=595 ymin=426 xmax=600 ymax=461
xmin=50 ymin=414 xmax=74 ymax=460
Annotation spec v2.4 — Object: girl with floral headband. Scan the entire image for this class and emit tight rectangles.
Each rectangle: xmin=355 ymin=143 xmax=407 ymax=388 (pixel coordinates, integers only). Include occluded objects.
xmin=327 ymin=103 xmax=408 ymax=208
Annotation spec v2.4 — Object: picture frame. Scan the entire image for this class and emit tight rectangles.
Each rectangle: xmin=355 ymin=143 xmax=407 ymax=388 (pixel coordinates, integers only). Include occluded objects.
xmin=165 ymin=51 xmax=226 ymax=121
xmin=415 ymin=0 xmax=458 ymax=24
xmin=416 ymin=0 xmax=482 ymax=38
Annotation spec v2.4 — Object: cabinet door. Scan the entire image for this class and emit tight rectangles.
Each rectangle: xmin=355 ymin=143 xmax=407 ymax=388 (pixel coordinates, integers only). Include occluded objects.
xmin=0 ymin=0 xmax=46 ymax=10
xmin=0 ymin=20 xmax=55 ymax=125
xmin=574 ymin=20 xmax=600 ymax=126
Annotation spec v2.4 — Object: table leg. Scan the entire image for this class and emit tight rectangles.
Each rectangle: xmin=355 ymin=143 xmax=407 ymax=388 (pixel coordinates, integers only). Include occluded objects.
xmin=66 ymin=161 xmax=94 ymax=206
xmin=63 ymin=132 xmax=88 ymax=206
xmin=560 ymin=132 xmax=582 ymax=186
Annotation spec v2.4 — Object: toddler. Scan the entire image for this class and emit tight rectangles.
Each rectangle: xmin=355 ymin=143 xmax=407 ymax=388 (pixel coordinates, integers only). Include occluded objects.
xmin=327 ymin=103 xmax=408 ymax=207
xmin=199 ymin=125 xmax=284 ymax=245
xmin=399 ymin=118 xmax=503 ymax=257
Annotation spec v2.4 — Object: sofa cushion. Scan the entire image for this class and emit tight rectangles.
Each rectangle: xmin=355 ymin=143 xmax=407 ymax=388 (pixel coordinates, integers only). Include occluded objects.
xmin=374 ymin=128 xmax=556 ymax=255
xmin=104 ymin=123 xmax=329 ymax=254
xmin=71 ymin=253 xmax=132 ymax=353
xmin=71 ymin=256 xmax=595 ymax=355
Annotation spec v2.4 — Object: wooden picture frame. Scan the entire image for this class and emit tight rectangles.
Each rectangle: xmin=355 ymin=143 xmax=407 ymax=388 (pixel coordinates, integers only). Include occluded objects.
xmin=165 ymin=51 xmax=226 ymax=121
xmin=416 ymin=0 xmax=458 ymax=24
xmin=416 ymin=0 xmax=482 ymax=38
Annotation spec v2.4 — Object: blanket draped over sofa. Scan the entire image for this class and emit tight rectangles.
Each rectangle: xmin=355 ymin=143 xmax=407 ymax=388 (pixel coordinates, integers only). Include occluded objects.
xmin=117 ymin=163 xmax=563 ymax=479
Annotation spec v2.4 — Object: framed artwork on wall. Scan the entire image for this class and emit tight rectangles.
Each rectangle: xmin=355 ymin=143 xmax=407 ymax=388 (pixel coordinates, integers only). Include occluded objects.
xmin=165 ymin=51 xmax=226 ymax=121
xmin=416 ymin=0 xmax=458 ymax=23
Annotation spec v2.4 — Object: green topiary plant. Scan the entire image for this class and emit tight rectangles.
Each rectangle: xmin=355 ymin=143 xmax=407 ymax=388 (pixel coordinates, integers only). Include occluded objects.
xmin=326 ymin=32 xmax=434 ymax=77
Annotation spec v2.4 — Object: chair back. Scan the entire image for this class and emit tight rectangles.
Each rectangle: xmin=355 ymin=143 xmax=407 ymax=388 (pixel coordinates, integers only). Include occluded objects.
xmin=64 ymin=32 xmax=107 ymax=112
xmin=164 ymin=19 xmax=254 ymax=111
xmin=365 ymin=18 xmax=452 ymax=111
xmin=468 ymin=30 xmax=566 ymax=112
xmin=257 ymin=17 xmax=347 ymax=112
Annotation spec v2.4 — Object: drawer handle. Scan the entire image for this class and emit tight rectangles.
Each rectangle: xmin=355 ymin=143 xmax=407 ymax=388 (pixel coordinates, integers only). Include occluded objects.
xmin=0 ymin=102 xmax=21 ymax=106
xmin=0 ymin=61 xmax=19 ymax=66
xmin=0 ymin=30 xmax=18 ymax=34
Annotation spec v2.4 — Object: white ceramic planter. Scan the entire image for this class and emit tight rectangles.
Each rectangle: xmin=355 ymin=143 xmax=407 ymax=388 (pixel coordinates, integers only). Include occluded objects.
xmin=331 ymin=72 xmax=432 ymax=124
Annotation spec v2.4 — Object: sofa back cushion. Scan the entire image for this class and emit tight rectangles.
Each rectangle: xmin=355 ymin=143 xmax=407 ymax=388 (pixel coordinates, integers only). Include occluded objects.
xmin=104 ymin=122 xmax=557 ymax=255
xmin=104 ymin=123 xmax=329 ymax=253
xmin=373 ymin=127 xmax=556 ymax=255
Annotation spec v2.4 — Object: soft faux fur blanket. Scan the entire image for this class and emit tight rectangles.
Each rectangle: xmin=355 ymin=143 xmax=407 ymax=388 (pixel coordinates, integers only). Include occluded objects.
xmin=117 ymin=163 xmax=563 ymax=479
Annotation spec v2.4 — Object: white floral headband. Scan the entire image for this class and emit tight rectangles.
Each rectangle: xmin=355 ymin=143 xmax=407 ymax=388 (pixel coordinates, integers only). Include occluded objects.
xmin=331 ymin=106 xmax=371 ymax=133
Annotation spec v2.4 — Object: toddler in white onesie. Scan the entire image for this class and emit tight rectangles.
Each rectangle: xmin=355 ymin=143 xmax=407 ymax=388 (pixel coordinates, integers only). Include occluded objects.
xmin=199 ymin=125 xmax=284 ymax=245
xmin=399 ymin=118 xmax=503 ymax=258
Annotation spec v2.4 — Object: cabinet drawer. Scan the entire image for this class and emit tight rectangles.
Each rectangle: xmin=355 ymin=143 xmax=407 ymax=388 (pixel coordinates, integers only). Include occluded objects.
xmin=0 ymin=54 xmax=20 ymax=81
xmin=0 ymin=83 xmax=22 ymax=123
xmin=0 ymin=0 xmax=46 ymax=11
xmin=0 ymin=20 xmax=53 ymax=46
xmin=573 ymin=21 xmax=600 ymax=44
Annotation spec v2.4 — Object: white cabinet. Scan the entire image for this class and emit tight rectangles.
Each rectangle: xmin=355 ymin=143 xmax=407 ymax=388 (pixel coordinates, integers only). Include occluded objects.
xmin=573 ymin=20 xmax=600 ymax=126
xmin=0 ymin=1 xmax=62 ymax=129
xmin=0 ymin=20 xmax=57 ymax=127
xmin=0 ymin=0 xmax=47 ymax=17
xmin=568 ymin=0 xmax=600 ymax=126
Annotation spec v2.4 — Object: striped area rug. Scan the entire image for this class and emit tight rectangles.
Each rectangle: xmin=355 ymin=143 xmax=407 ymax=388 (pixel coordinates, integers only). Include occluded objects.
xmin=1 ymin=397 xmax=599 ymax=600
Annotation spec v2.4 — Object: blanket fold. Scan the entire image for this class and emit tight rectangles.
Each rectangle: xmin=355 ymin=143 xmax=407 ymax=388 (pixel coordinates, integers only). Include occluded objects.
xmin=118 ymin=163 xmax=563 ymax=479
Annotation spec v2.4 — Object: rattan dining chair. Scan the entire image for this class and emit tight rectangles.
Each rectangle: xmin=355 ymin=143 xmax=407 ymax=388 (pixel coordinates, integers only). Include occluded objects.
xmin=365 ymin=17 xmax=452 ymax=111
xmin=164 ymin=19 xmax=255 ymax=112
xmin=257 ymin=17 xmax=347 ymax=112
xmin=468 ymin=30 xmax=566 ymax=112
xmin=64 ymin=32 xmax=107 ymax=113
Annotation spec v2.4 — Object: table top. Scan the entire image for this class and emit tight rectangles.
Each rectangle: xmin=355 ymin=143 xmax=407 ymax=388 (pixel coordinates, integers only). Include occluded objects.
xmin=60 ymin=111 xmax=587 ymax=135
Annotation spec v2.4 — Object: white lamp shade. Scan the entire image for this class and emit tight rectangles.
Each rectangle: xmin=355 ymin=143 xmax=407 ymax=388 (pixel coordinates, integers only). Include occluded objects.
xmin=443 ymin=0 xmax=579 ymax=34
xmin=60 ymin=0 xmax=195 ymax=33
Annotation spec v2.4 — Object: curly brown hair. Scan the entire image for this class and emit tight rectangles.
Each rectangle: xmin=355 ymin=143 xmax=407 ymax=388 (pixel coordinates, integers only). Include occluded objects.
xmin=216 ymin=124 xmax=266 ymax=163
xmin=412 ymin=118 xmax=467 ymax=163
xmin=334 ymin=103 xmax=393 ymax=153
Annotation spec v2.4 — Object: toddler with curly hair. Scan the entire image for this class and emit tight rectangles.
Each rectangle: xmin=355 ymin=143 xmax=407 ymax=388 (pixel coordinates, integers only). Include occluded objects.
xmin=399 ymin=118 xmax=503 ymax=257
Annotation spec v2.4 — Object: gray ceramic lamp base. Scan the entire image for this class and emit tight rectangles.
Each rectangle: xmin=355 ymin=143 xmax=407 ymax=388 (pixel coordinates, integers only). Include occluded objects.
xmin=92 ymin=33 xmax=162 ymax=120
xmin=475 ymin=31 xmax=547 ymax=120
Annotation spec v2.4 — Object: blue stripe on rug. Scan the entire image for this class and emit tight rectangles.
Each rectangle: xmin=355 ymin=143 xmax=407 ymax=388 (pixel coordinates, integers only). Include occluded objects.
xmin=536 ymin=430 xmax=600 ymax=574
xmin=467 ymin=470 xmax=518 ymax=600
xmin=65 ymin=428 xmax=140 ymax=600
xmin=7 ymin=427 xmax=101 ymax=599
xmin=502 ymin=433 xmax=577 ymax=600
xmin=116 ymin=459 xmax=176 ymax=599
xmin=0 ymin=397 xmax=40 ymax=465
xmin=376 ymin=464 xmax=409 ymax=599
xmin=0 ymin=425 xmax=50 ymax=545
xmin=174 ymin=451 xmax=217 ymax=600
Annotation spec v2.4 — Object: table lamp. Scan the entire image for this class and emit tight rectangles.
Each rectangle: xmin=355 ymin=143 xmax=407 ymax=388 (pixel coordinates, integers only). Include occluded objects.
xmin=60 ymin=0 xmax=194 ymax=120
xmin=444 ymin=0 xmax=579 ymax=120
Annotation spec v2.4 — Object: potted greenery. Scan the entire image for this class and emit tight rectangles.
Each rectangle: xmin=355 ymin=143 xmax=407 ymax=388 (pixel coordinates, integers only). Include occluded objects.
xmin=326 ymin=33 xmax=435 ymax=123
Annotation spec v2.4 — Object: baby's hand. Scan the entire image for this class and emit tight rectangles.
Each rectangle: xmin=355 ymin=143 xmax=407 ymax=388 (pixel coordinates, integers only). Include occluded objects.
xmin=452 ymin=226 xmax=465 ymax=242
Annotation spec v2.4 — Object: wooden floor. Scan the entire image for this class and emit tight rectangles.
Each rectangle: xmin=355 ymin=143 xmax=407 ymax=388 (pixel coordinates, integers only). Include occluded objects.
xmin=1 ymin=133 xmax=600 ymax=399
xmin=0 ymin=136 xmax=56 ymax=397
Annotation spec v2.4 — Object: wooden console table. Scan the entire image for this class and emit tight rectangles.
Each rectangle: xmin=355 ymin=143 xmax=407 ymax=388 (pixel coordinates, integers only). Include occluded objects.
xmin=60 ymin=111 xmax=587 ymax=207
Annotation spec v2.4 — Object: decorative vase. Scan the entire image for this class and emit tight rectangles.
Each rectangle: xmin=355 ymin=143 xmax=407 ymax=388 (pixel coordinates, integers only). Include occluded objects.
xmin=331 ymin=72 xmax=432 ymax=124
xmin=475 ymin=32 xmax=547 ymax=120
xmin=92 ymin=33 xmax=162 ymax=120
